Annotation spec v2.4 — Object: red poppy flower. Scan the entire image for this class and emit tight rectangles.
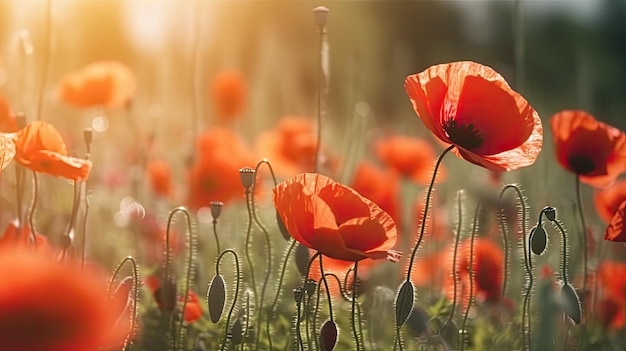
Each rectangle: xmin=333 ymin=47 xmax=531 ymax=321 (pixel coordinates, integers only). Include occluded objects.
xmin=604 ymin=200 xmax=626 ymax=242
xmin=210 ymin=70 xmax=247 ymax=122
xmin=550 ymin=110 xmax=626 ymax=188
xmin=0 ymin=250 xmax=119 ymax=351
xmin=273 ymin=173 xmax=401 ymax=262
xmin=404 ymin=61 xmax=542 ymax=171
xmin=350 ymin=161 xmax=401 ymax=225
xmin=594 ymin=180 xmax=626 ymax=223
xmin=593 ymin=261 xmax=626 ymax=330
xmin=57 ymin=61 xmax=137 ymax=109
xmin=146 ymin=159 xmax=173 ymax=198
xmin=445 ymin=238 xmax=504 ymax=306
xmin=374 ymin=135 xmax=445 ymax=184
xmin=14 ymin=121 xmax=92 ymax=181
xmin=0 ymin=95 xmax=17 ymax=133
xmin=0 ymin=132 xmax=15 ymax=173
xmin=187 ymin=153 xmax=246 ymax=209
xmin=256 ymin=116 xmax=324 ymax=177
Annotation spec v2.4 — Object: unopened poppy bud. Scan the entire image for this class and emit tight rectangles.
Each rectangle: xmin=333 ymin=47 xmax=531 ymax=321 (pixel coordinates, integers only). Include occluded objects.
xmin=210 ymin=201 xmax=224 ymax=222
xmin=559 ymin=283 xmax=582 ymax=325
xmin=230 ymin=318 xmax=243 ymax=345
xmin=207 ymin=274 xmax=226 ymax=323
xmin=15 ymin=113 xmax=27 ymax=129
xmin=313 ymin=6 xmax=329 ymax=30
xmin=530 ymin=226 xmax=548 ymax=256
xmin=83 ymin=128 xmax=93 ymax=146
xmin=544 ymin=206 xmax=557 ymax=222
xmin=239 ymin=167 xmax=256 ymax=190
xmin=319 ymin=319 xmax=338 ymax=350
xmin=395 ymin=280 xmax=415 ymax=327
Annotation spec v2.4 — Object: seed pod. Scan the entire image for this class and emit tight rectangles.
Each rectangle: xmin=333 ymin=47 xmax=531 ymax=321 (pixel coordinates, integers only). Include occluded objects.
xmin=319 ymin=319 xmax=338 ymax=351
xmin=530 ymin=226 xmax=547 ymax=256
xmin=544 ymin=207 xmax=557 ymax=222
xmin=395 ymin=281 xmax=415 ymax=327
xmin=559 ymin=283 xmax=582 ymax=325
xmin=207 ymin=274 xmax=226 ymax=323
xmin=230 ymin=318 xmax=244 ymax=345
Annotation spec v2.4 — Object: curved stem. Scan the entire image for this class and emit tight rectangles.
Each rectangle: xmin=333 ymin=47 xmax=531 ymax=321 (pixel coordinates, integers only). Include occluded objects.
xmin=106 ymin=256 xmax=140 ymax=351
xmin=164 ymin=206 xmax=195 ymax=351
xmin=318 ymin=255 xmax=334 ymax=321
xmin=553 ymin=220 xmax=569 ymax=285
xmin=296 ymin=252 xmax=321 ymax=351
xmin=460 ymin=202 xmax=481 ymax=351
xmin=498 ymin=184 xmax=532 ymax=350
xmin=266 ymin=239 xmax=297 ymax=350
xmin=405 ymin=145 xmax=454 ymax=281
xmin=178 ymin=209 xmax=196 ymax=351
xmin=217 ymin=249 xmax=241 ymax=351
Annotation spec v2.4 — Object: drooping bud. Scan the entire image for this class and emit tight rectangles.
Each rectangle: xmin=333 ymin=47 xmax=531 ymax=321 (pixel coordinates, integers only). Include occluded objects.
xmin=530 ymin=226 xmax=548 ymax=256
xmin=319 ymin=319 xmax=338 ymax=351
xmin=544 ymin=206 xmax=557 ymax=222
xmin=394 ymin=280 xmax=415 ymax=327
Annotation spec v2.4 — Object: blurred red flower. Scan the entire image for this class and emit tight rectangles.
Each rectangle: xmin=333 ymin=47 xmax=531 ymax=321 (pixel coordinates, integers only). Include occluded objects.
xmin=445 ymin=238 xmax=504 ymax=306
xmin=604 ymin=200 xmax=626 ymax=242
xmin=350 ymin=161 xmax=401 ymax=225
xmin=256 ymin=116 xmax=329 ymax=178
xmin=146 ymin=159 xmax=173 ymax=198
xmin=0 ymin=220 xmax=51 ymax=254
xmin=57 ymin=61 xmax=137 ymax=109
xmin=0 ymin=95 xmax=17 ymax=132
xmin=594 ymin=261 xmax=626 ymax=330
xmin=594 ymin=180 xmax=626 ymax=223
xmin=144 ymin=275 xmax=203 ymax=323
xmin=0 ymin=250 xmax=120 ymax=351
xmin=14 ymin=121 xmax=92 ymax=181
xmin=374 ymin=135 xmax=445 ymax=184
xmin=550 ymin=110 xmax=626 ymax=188
xmin=405 ymin=61 xmax=542 ymax=171
xmin=210 ymin=70 xmax=247 ymax=122
xmin=273 ymin=173 xmax=401 ymax=262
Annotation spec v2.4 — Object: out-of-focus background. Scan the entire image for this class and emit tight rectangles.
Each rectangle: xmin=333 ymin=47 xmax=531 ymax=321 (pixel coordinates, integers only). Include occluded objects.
xmin=0 ymin=0 xmax=625 ymax=262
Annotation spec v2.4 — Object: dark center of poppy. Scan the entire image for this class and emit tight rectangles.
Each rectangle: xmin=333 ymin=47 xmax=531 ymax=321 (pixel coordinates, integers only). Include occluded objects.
xmin=567 ymin=155 xmax=595 ymax=175
xmin=443 ymin=120 xmax=484 ymax=150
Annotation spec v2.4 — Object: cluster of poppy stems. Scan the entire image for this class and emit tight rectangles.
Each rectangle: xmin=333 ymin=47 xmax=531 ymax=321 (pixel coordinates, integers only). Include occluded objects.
xmin=1 ymin=7 xmax=626 ymax=351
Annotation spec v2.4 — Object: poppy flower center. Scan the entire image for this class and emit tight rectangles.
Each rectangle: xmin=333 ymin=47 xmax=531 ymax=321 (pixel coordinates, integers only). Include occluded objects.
xmin=443 ymin=120 xmax=484 ymax=150
xmin=567 ymin=154 xmax=595 ymax=175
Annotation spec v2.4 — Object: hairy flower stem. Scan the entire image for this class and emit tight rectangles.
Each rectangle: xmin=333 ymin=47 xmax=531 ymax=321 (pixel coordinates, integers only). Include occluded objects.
xmin=313 ymin=18 xmax=327 ymax=174
xmin=212 ymin=219 xmax=221 ymax=256
xmin=27 ymin=171 xmax=38 ymax=244
xmin=164 ymin=207 xmax=196 ymax=351
xmin=443 ymin=190 xmax=464 ymax=331
xmin=296 ymin=252 xmax=321 ymax=351
xmin=266 ymin=239 xmax=296 ymax=351
xmin=574 ymin=177 xmax=588 ymax=295
xmin=217 ymin=249 xmax=242 ymax=351
xmin=15 ymin=166 xmax=25 ymax=226
xmin=243 ymin=190 xmax=259 ymax=307
xmin=107 ymin=256 xmax=140 ymax=351
xmin=351 ymin=262 xmax=362 ymax=351
xmin=405 ymin=145 xmax=454 ymax=281
xmin=460 ymin=202 xmax=481 ymax=351
xmin=498 ymin=184 xmax=532 ymax=350
xmin=251 ymin=160 xmax=278 ymax=349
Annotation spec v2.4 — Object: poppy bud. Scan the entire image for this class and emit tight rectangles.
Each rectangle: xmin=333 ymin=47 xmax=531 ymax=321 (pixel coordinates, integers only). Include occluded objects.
xmin=210 ymin=201 xmax=223 ymax=222
xmin=319 ymin=319 xmax=338 ymax=351
xmin=229 ymin=318 xmax=244 ymax=345
xmin=304 ymin=279 xmax=317 ymax=298
xmin=207 ymin=274 xmax=226 ymax=323
xmin=293 ymin=287 xmax=304 ymax=304
xmin=544 ymin=207 xmax=557 ymax=222
xmin=395 ymin=281 xmax=415 ymax=327
xmin=559 ymin=283 xmax=582 ymax=325
xmin=239 ymin=167 xmax=256 ymax=190
xmin=530 ymin=226 xmax=548 ymax=256
xmin=312 ymin=6 xmax=330 ymax=30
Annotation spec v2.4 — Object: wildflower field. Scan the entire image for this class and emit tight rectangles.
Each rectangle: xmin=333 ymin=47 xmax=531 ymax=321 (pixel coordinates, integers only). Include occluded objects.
xmin=1 ymin=1 xmax=626 ymax=351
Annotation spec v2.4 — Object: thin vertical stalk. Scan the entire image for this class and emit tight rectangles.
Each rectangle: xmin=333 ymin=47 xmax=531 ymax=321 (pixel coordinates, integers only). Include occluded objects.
xmin=243 ymin=189 xmax=258 ymax=307
xmin=266 ymin=239 xmax=297 ymax=351
xmin=460 ymin=202 xmax=481 ymax=351
xmin=351 ymin=261 xmax=361 ymax=351
xmin=106 ymin=256 xmax=140 ymax=351
xmin=36 ymin=0 xmax=53 ymax=121
xmin=575 ymin=177 xmax=588 ymax=294
xmin=296 ymin=252 xmax=321 ymax=351
xmin=27 ymin=171 xmax=38 ymax=244
xmin=405 ymin=145 xmax=454 ymax=280
xmin=313 ymin=11 xmax=328 ymax=173
xmin=443 ymin=190 xmax=464 ymax=331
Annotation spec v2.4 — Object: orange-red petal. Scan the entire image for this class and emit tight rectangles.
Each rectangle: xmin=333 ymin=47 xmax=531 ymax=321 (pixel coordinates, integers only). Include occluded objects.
xmin=604 ymin=200 xmax=626 ymax=242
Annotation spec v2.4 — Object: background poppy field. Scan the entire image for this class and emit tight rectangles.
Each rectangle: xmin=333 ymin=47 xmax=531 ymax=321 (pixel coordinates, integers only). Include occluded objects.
xmin=1 ymin=1 xmax=626 ymax=351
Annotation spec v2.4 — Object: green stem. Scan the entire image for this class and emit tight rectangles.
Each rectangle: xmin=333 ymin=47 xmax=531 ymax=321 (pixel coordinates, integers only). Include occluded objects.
xmin=443 ymin=190 xmax=464 ymax=330
xmin=217 ymin=249 xmax=241 ymax=351
xmin=212 ymin=219 xmax=221 ymax=256
xmin=296 ymin=252 xmax=321 ymax=351
xmin=318 ymin=255 xmax=334 ymax=321
xmin=106 ymin=256 xmax=140 ymax=351
xmin=27 ymin=171 xmax=38 ymax=244
xmin=575 ymin=177 xmax=588 ymax=294
xmin=266 ymin=239 xmax=297 ymax=351
xmin=405 ymin=145 xmax=454 ymax=280
xmin=243 ymin=189 xmax=258 ymax=306
xmin=351 ymin=261 xmax=361 ymax=351
xmin=460 ymin=202 xmax=481 ymax=351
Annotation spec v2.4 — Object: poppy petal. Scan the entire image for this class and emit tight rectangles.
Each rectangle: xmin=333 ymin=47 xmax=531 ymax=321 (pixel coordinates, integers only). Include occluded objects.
xmin=310 ymin=227 xmax=365 ymax=261
xmin=318 ymin=182 xmax=371 ymax=225
xmin=338 ymin=217 xmax=388 ymax=253
xmin=605 ymin=200 xmax=626 ymax=242
xmin=27 ymin=151 xmax=92 ymax=181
